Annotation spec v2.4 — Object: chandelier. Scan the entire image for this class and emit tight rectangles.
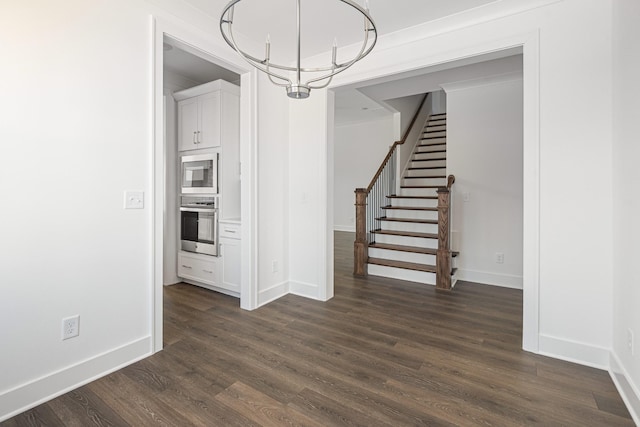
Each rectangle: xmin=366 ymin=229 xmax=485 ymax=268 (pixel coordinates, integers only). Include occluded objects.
xmin=220 ymin=0 xmax=377 ymax=99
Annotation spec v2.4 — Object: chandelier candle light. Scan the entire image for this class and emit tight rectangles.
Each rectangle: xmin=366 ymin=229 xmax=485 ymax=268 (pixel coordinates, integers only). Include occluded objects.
xmin=220 ymin=0 xmax=377 ymax=99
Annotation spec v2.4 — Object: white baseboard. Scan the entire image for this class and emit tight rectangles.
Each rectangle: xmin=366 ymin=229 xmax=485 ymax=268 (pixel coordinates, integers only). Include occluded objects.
xmin=0 ymin=336 xmax=151 ymax=422
xmin=538 ymin=334 xmax=610 ymax=369
xmin=456 ymin=268 xmax=523 ymax=289
xmin=333 ymin=225 xmax=355 ymax=233
xmin=289 ymin=280 xmax=320 ymax=300
xmin=257 ymin=281 xmax=289 ymax=307
xmin=609 ymin=352 xmax=640 ymax=425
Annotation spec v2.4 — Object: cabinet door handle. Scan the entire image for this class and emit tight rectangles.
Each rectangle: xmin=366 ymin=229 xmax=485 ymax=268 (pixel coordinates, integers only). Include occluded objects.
xmin=193 ymin=131 xmax=197 ymax=144
xmin=197 ymin=130 xmax=201 ymax=144
xmin=181 ymin=264 xmax=192 ymax=269
xmin=203 ymin=269 xmax=213 ymax=274
xmin=224 ymin=229 xmax=236 ymax=233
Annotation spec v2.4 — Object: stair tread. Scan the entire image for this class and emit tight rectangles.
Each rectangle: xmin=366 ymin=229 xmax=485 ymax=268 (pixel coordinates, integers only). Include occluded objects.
xmin=368 ymin=257 xmax=437 ymax=273
xmin=381 ymin=206 xmax=438 ymax=211
xmin=404 ymin=175 xmax=446 ymax=179
xmin=372 ymin=229 xmax=438 ymax=239
xmin=412 ymin=158 xmax=447 ymax=162
xmin=418 ymin=142 xmax=447 ymax=145
xmin=408 ymin=167 xmax=445 ymax=170
xmin=376 ymin=217 xmax=438 ymax=224
xmin=370 ymin=242 xmax=437 ymax=255
xmin=401 ymin=185 xmax=442 ymax=189
xmin=387 ymin=195 xmax=438 ymax=199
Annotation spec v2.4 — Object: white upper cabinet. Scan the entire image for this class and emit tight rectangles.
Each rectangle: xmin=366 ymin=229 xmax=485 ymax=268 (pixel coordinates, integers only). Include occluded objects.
xmin=174 ymin=80 xmax=238 ymax=152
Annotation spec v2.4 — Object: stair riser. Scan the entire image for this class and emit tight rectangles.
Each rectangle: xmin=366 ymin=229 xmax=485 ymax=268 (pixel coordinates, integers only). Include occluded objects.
xmin=416 ymin=143 xmax=447 ymax=153
xmin=402 ymin=177 xmax=446 ymax=187
xmin=384 ymin=210 xmax=438 ymax=220
xmin=427 ymin=122 xmax=446 ymax=129
xmin=414 ymin=152 xmax=446 ymax=160
xmin=372 ymin=234 xmax=437 ymax=248
xmin=399 ymin=187 xmax=439 ymax=197
xmin=424 ymin=125 xmax=446 ymax=132
xmin=411 ymin=159 xmax=446 ymax=168
xmin=389 ymin=198 xmax=437 ymax=208
xmin=379 ymin=221 xmax=438 ymax=234
xmin=368 ymin=248 xmax=436 ymax=265
xmin=367 ymin=264 xmax=436 ymax=285
xmin=406 ymin=168 xmax=446 ymax=177
xmin=422 ymin=130 xmax=446 ymax=138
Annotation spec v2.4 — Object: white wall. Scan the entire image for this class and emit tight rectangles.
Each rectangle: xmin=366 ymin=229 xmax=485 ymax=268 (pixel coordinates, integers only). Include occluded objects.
xmin=256 ymin=73 xmax=290 ymax=305
xmin=333 ymin=116 xmax=395 ymax=232
xmin=445 ymin=76 xmax=523 ymax=289
xmin=294 ymin=0 xmax=614 ymax=367
xmin=384 ymin=94 xmax=423 ymax=138
xmin=289 ymin=91 xmax=333 ymax=301
xmin=612 ymin=0 xmax=640 ymax=422
xmin=0 ymin=0 xmax=155 ymax=418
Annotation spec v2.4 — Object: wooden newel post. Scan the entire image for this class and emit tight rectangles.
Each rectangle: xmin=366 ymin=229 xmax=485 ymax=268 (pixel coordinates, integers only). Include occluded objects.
xmin=354 ymin=188 xmax=368 ymax=277
xmin=436 ymin=187 xmax=452 ymax=290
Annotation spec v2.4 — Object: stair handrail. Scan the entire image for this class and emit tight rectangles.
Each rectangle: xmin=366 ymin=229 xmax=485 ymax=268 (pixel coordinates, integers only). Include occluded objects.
xmin=365 ymin=93 xmax=429 ymax=192
xmin=354 ymin=93 xmax=430 ymax=277
xmin=436 ymin=174 xmax=456 ymax=290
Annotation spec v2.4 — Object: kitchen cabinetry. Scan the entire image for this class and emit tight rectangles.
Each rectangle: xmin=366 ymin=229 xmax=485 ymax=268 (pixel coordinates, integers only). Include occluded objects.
xmin=174 ymin=80 xmax=239 ymax=153
xmin=177 ymin=91 xmax=220 ymax=151
xmin=174 ymin=79 xmax=241 ymax=220
xmin=219 ymin=220 xmax=241 ymax=293
xmin=178 ymin=251 xmax=218 ymax=287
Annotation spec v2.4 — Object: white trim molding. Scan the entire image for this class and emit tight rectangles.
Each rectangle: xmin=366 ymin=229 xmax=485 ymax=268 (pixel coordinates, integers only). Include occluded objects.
xmin=0 ymin=337 xmax=151 ymax=423
xmin=538 ymin=334 xmax=610 ymax=370
xmin=457 ymin=269 xmax=523 ymax=290
xmin=610 ymin=353 xmax=640 ymax=425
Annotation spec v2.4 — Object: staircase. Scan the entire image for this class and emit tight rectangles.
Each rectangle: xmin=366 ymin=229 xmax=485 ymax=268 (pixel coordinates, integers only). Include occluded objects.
xmin=366 ymin=113 xmax=457 ymax=285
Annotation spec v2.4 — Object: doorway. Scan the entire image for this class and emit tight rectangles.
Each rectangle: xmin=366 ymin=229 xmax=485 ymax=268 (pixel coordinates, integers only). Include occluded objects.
xmin=152 ymin=20 xmax=257 ymax=353
xmin=327 ymin=39 xmax=540 ymax=353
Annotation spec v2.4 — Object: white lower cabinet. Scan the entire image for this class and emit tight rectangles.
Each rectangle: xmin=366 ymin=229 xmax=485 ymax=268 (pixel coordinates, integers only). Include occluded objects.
xmin=220 ymin=237 xmax=240 ymax=293
xmin=178 ymin=252 xmax=218 ymax=287
xmin=219 ymin=220 xmax=241 ymax=294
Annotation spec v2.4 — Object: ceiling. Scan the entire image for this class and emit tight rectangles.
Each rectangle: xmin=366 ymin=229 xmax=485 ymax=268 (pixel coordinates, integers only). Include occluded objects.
xmin=165 ymin=0 xmax=521 ymax=125
xmin=183 ymin=0 xmax=500 ymax=62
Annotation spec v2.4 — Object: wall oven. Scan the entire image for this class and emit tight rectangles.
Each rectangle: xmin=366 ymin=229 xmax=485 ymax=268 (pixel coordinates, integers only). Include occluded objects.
xmin=180 ymin=196 xmax=218 ymax=256
xmin=181 ymin=153 xmax=218 ymax=194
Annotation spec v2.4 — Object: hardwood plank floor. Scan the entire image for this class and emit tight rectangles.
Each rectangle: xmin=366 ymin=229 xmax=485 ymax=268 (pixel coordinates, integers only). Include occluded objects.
xmin=3 ymin=231 xmax=634 ymax=426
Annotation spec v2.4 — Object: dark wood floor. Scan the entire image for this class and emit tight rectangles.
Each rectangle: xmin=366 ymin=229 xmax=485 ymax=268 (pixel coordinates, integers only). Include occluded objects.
xmin=4 ymin=231 xmax=634 ymax=426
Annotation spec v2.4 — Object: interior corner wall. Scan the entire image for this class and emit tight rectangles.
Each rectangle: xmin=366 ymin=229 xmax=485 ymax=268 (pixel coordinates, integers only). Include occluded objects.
xmin=0 ymin=1 xmax=155 ymax=420
xmin=446 ymin=78 xmax=523 ymax=289
xmin=256 ymin=73 xmax=290 ymax=306
xmin=333 ymin=116 xmax=395 ymax=232
xmin=432 ymin=90 xmax=447 ymax=114
xmin=612 ymin=0 xmax=640 ymax=421
xmin=288 ymin=90 xmax=331 ymax=301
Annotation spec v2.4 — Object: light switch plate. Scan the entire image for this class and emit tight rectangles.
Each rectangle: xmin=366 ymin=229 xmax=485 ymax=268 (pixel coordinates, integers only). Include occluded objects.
xmin=124 ymin=191 xmax=144 ymax=209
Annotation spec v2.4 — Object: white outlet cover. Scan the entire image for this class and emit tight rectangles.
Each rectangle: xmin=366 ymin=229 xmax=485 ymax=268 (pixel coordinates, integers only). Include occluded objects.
xmin=62 ymin=315 xmax=80 ymax=340
xmin=124 ymin=190 xmax=144 ymax=209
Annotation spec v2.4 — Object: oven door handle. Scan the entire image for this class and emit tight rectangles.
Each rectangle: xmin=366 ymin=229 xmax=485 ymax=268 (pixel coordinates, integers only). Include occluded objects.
xmin=180 ymin=207 xmax=216 ymax=213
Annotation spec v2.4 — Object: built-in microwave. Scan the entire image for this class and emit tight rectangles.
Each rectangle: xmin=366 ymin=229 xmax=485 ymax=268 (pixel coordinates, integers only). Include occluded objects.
xmin=181 ymin=153 xmax=218 ymax=194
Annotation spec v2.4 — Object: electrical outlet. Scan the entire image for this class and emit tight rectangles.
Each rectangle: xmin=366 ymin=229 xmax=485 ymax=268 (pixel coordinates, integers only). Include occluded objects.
xmin=463 ymin=192 xmax=470 ymax=202
xmin=495 ymin=252 xmax=504 ymax=264
xmin=628 ymin=328 xmax=635 ymax=356
xmin=62 ymin=315 xmax=80 ymax=340
xmin=272 ymin=260 xmax=279 ymax=273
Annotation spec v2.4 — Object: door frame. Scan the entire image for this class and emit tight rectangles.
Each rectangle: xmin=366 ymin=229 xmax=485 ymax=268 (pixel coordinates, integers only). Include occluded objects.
xmin=151 ymin=16 xmax=258 ymax=353
xmin=326 ymin=31 xmax=540 ymax=352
